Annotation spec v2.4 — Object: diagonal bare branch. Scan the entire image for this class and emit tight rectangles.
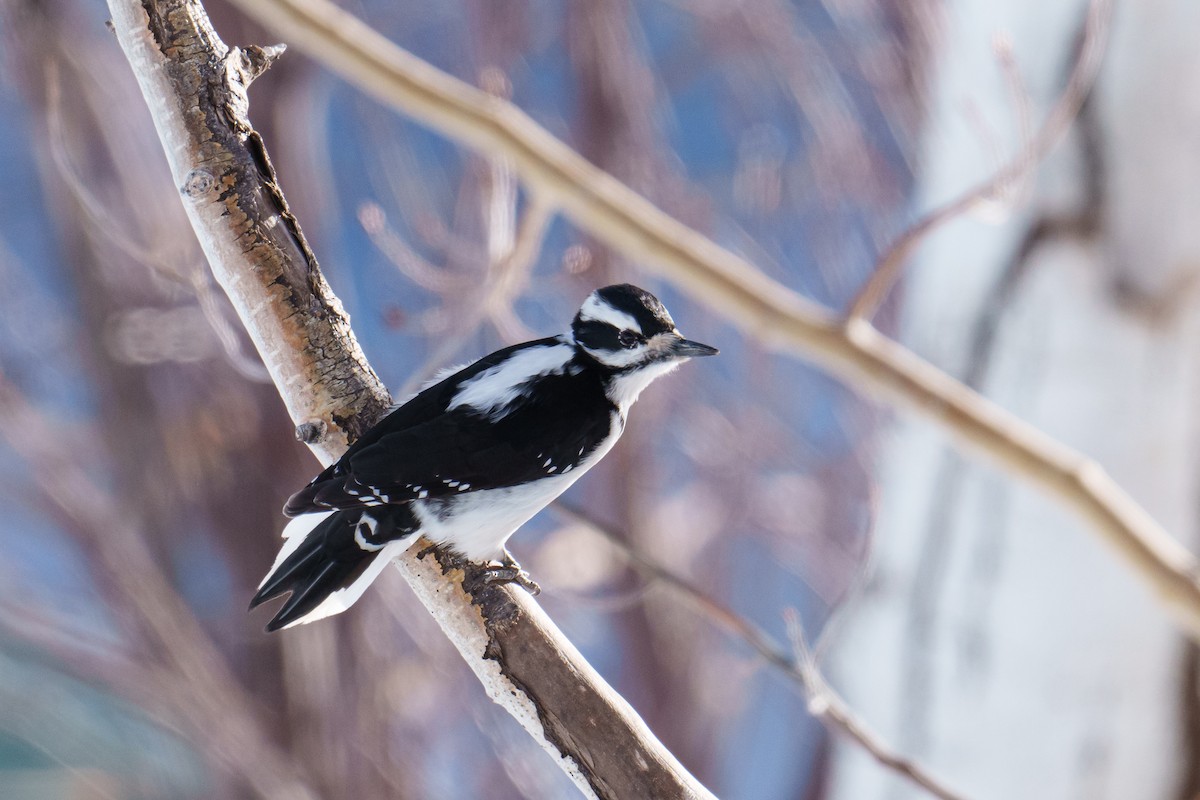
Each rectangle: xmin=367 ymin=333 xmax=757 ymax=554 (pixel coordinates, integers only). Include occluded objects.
xmin=0 ymin=370 xmax=321 ymax=800
xmin=783 ymin=610 xmax=968 ymax=800
xmin=846 ymin=0 xmax=1112 ymax=322
xmin=106 ymin=1 xmax=716 ymax=797
xmin=223 ymin=0 xmax=1200 ymax=643
xmin=553 ymin=502 xmax=971 ymax=800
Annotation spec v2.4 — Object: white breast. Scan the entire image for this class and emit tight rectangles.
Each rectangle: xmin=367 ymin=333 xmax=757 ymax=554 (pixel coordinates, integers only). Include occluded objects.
xmin=606 ymin=359 xmax=680 ymax=413
xmin=412 ymin=412 xmax=623 ymax=561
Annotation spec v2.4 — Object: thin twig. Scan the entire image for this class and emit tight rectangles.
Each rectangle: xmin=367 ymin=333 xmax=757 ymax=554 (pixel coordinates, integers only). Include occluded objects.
xmin=108 ymin=2 xmax=716 ymax=796
xmin=190 ymin=271 xmax=274 ymax=382
xmin=358 ymin=201 xmax=472 ymax=294
xmin=995 ymin=35 xmax=1035 ymax=203
xmin=552 ymin=503 xmax=796 ymax=674
xmin=484 ymin=194 xmax=552 ymax=342
xmin=0 ymin=370 xmax=320 ymax=800
xmin=845 ymin=0 xmax=1110 ymax=322
xmin=44 ymin=60 xmax=185 ymax=281
xmin=397 ymin=193 xmax=553 ymax=397
xmin=228 ymin=0 xmax=1200 ymax=644
xmin=553 ymin=503 xmax=971 ymax=800
xmin=783 ymin=610 xmax=969 ymax=800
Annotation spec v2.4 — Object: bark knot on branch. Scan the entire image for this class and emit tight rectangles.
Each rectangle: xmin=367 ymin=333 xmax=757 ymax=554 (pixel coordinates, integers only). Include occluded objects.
xmin=416 ymin=542 xmax=523 ymax=630
xmin=110 ymin=1 xmax=718 ymax=796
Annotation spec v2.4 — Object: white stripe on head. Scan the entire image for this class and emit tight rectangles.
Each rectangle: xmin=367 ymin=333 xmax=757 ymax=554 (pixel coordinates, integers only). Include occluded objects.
xmin=583 ymin=346 xmax=644 ymax=370
xmin=578 ymin=329 xmax=680 ymax=371
xmin=449 ymin=341 xmax=574 ymax=418
xmin=578 ymin=293 xmax=643 ymax=333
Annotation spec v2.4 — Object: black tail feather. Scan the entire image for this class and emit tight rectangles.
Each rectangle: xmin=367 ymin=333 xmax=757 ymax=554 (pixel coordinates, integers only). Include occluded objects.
xmin=250 ymin=509 xmax=414 ymax=632
xmin=265 ymin=561 xmax=361 ymax=632
xmin=249 ymin=541 xmax=325 ymax=609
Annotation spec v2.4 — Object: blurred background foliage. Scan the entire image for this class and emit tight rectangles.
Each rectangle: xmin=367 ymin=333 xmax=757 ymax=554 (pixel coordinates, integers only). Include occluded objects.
xmin=0 ymin=0 xmax=930 ymax=797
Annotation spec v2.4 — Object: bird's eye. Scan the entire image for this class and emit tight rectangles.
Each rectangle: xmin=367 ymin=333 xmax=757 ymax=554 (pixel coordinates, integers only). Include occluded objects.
xmin=617 ymin=330 xmax=642 ymax=349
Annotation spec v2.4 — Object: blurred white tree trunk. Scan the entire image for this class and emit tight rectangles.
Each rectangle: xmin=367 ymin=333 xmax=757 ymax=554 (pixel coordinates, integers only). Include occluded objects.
xmin=829 ymin=1 xmax=1200 ymax=798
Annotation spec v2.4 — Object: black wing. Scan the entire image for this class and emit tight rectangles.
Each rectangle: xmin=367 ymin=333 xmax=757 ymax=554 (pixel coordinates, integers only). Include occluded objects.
xmin=285 ymin=341 xmax=616 ymax=516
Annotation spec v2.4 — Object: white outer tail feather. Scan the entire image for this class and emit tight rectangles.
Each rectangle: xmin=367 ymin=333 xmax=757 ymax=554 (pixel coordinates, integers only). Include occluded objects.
xmin=260 ymin=512 xmax=415 ymax=630
xmin=256 ymin=512 xmax=330 ymax=591
xmin=278 ymin=540 xmax=412 ymax=630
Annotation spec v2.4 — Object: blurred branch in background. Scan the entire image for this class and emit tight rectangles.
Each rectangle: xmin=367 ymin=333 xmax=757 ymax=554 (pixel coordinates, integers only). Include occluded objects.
xmin=845 ymin=0 xmax=1111 ymax=322
xmin=395 ymin=191 xmax=553 ymax=397
xmin=105 ymin=0 xmax=716 ymax=797
xmin=556 ymin=501 xmax=970 ymax=800
xmin=6 ymin=0 xmax=1191 ymax=795
xmin=782 ymin=611 xmax=967 ymax=800
xmin=0 ymin=369 xmax=320 ymax=800
xmin=225 ymin=0 xmax=1200 ymax=644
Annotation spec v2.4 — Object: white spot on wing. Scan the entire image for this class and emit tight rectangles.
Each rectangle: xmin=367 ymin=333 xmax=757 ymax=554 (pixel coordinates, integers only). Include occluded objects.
xmin=354 ymin=517 xmax=385 ymax=551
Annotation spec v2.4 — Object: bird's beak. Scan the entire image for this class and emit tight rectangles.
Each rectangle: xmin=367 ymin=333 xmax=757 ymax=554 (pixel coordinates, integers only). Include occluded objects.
xmin=670 ymin=336 xmax=719 ymax=358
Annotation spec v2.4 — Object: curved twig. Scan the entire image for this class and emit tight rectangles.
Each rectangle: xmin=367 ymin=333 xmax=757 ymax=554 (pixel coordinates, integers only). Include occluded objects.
xmin=553 ymin=502 xmax=971 ymax=800
xmin=784 ymin=611 xmax=968 ymax=800
xmin=106 ymin=1 xmax=716 ymax=797
xmin=846 ymin=0 xmax=1111 ymax=322
xmin=225 ymin=0 xmax=1200 ymax=642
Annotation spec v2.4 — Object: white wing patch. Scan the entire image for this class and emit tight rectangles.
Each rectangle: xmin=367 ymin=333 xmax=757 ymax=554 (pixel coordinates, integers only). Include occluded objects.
xmin=449 ymin=342 xmax=574 ymax=418
xmin=420 ymin=361 xmax=473 ymax=391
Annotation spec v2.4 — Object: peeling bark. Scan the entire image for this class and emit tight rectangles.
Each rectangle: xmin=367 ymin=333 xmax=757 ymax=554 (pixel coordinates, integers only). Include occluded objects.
xmin=105 ymin=0 xmax=715 ymax=797
xmin=126 ymin=0 xmax=390 ymax=455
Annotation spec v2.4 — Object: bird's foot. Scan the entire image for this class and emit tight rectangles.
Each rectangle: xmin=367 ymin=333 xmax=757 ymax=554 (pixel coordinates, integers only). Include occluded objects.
xmin=479 ymin=551 xmax=541 ymax=596
xmin=420 ymin=544 xmax=541 ymax=596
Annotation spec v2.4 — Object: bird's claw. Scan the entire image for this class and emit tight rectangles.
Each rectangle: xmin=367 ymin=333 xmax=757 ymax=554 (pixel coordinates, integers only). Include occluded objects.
xmin=480 ymin=552 xmax=541 ymax=596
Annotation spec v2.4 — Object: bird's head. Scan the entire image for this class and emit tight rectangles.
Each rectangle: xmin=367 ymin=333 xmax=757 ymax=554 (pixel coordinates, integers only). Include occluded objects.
xmin=570 ymin=284 xmax=718 ymax=377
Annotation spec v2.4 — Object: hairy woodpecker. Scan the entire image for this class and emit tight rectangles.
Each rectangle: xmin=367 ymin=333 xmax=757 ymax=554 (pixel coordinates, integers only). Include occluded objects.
xmin=250 ymin=284 xmax=718 ymax=631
